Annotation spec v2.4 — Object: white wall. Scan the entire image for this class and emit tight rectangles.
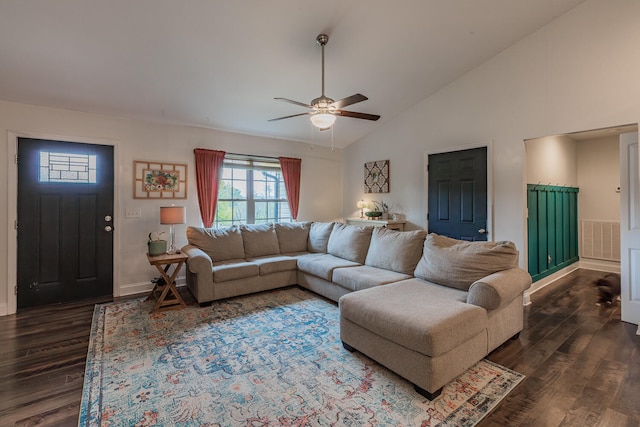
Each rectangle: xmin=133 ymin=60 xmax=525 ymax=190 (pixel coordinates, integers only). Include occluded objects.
xmin=577 ymin=135 xmax=620 ymax=221
xmin=344 ymin=0 xmax=640 ymax=267
xmin=526 ymin=135 xmax=578 ymax=187
xmin=0 ymin=100 xmax=342 ymax=314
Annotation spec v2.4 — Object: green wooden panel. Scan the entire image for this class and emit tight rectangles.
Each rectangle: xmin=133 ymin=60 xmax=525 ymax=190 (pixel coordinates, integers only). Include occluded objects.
xmin=527 ymin=184 xmax=579 ymax=282
xmin=547 ymin=190 xmax=557 ymax=269
xmin=527 ymin=187 xmax=538 ymax=276
xmin=537 ymin=190 xmax=547 ymax=274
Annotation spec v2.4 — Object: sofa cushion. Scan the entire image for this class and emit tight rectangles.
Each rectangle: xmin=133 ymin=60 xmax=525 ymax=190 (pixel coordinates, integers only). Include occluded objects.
xmin=212 ymin=259 xmax=259 ymax=282
xmin=297 ymin=253 xmax=360 ymax=281
xmin=240 ymin=223 xmax=280 ymax=258
xmin=186 ymin=226 xmax=245 ymax=262
xmin=246 ymin=255 xmax=298 ymax=276
xmin=339 ymin=279 xmax=486 ymax=357
xmin=275 ymin=222 xmax=311 ymax=253
xmin=308 ymin=222 xmax=335 ymax=253
xmin=332 ymin=265 xmax=411 ymax=292
xmin=327 ymin=223 xmax=373 ymax=264
xmin=365 ymin=228 xmax=427 ymax=274
xmin=414 ymin=234 xmax=519 ymax=291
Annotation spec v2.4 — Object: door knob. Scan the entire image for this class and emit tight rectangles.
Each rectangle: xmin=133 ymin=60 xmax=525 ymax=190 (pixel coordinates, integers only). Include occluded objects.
xmin=105 ymin=215 xmax=112 ymax=222
xmin=478 ymin=228 xmax=488 ymax=234
xmin=104 ymin=225 xmax=113 ymax=232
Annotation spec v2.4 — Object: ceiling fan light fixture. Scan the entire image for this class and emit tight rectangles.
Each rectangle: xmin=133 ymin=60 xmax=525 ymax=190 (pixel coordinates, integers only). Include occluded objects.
xmin=310 ymin=112 xmax=336 ymax=129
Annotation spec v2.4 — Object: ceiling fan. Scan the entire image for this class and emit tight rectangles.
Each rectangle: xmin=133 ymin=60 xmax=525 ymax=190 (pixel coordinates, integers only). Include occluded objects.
xmin=269 ymin=34 xmax=380 ymax=130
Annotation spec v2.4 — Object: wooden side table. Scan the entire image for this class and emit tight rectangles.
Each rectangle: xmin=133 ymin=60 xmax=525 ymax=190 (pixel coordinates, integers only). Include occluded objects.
xmin=146 ymin=252 xmax=188 ymax=313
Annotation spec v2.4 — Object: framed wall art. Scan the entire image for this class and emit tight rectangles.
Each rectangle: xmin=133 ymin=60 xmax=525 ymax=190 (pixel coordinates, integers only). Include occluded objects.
xmin=134 ymin=160 xmax=187 ymax=199
xmin=364 ymin=160 xmax=389 ymax=193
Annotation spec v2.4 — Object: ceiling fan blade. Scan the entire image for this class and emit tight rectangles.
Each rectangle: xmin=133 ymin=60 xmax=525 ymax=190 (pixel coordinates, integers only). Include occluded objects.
xmin=274 ymin=98 xmax=313 ymax=109
xmin=268 ymin=112 xmax=313 ymax=122
xmin=335 ymin=110 xmax=381 ymax=121
xmin=331 ymin=93 xmax=368 ymax=109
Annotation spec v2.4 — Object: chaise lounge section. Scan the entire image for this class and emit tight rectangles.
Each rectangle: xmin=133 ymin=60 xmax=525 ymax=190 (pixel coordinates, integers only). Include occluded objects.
xmin=339 ymin=233 xmax=531 ymax=399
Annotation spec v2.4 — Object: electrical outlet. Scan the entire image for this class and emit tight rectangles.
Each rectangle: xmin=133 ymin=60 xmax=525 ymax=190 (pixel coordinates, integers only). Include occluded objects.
xmin=125 ymin=208 xmax=141 ymax=218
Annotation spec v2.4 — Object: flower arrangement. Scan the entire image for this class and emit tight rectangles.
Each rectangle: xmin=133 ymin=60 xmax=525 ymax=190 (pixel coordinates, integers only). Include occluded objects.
xmin=368 ymin=201 xmax=390 ymax=213
xmin=364 ymin=200 xmax=390 ymax=218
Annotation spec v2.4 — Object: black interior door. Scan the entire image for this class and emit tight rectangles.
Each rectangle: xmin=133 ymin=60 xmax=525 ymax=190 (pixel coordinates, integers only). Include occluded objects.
xmin=17 ymin=138 xmax=114 ymax=309
xmin=428 ymin=147 xmax=488 ymax=241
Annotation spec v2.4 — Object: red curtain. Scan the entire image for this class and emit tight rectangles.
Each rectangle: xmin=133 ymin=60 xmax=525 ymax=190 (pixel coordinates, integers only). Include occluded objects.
xmin=279 ymin=157 xmax=302 ymax=220
xmin=194 ymin=149 xmax=226 ymax=228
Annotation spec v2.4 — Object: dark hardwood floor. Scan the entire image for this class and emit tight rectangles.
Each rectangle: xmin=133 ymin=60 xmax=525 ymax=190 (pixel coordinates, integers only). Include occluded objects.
xmin=481 ymin=269 xmax=640 ymax=427
xmin=0 ymin=269 xmax=638 ymax=426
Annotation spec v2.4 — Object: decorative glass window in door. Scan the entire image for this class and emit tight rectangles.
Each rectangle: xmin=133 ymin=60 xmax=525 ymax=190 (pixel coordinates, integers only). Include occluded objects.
xmin=39 ymin=151 xmax=97 ymax=183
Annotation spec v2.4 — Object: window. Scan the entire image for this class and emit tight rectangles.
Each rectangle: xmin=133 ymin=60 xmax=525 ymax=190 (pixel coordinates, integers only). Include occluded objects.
xmin=215 ymin=155 xmax=290 ymax=227
xmin=39 ymin=151 xmax=97 ymax=183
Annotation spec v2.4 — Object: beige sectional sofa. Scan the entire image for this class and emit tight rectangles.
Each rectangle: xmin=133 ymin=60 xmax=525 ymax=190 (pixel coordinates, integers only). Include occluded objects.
xmin=181 ymin=221 xmax=531 ymax=400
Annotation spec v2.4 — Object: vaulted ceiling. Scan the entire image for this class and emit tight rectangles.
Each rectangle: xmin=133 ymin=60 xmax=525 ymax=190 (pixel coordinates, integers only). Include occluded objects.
xmin=0 ymin=0 xmax=585 ymax=148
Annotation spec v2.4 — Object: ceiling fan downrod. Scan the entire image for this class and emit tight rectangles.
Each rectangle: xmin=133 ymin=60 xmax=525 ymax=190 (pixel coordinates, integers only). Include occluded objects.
xmin=316 ymin=34 xmax=329 ymax=99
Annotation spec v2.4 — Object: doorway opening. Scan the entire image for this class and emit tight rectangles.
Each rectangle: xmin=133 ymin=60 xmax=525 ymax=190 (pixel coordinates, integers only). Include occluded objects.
xmin=524 ymin=123 xmax=637 ymax=299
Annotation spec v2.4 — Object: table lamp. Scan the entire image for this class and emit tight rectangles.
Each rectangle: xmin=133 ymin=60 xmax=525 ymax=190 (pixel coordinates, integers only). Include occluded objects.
xmin=160 ymin=205 xmax=186 ymax=254
xmin=356 ymin=200 xmax=365 ymax=218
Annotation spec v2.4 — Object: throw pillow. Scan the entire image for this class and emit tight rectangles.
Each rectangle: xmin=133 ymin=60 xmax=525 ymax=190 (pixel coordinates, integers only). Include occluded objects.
xmin=414 ymin=233 xmax=519 ymax=291
xmin=240 ymin=223 xmax=280 ymax=258
xmin=308 ymin=222 xmax=335 ymax=253
xmin=327 ymin=223 xmax=374 ymax=264
xmin=365 ymin=227 xmax=427 ymax=274
xmin=186 ymin=225 xmax=245 ymax=262
xmin=275 ymin=222 xmax=311 ymax=253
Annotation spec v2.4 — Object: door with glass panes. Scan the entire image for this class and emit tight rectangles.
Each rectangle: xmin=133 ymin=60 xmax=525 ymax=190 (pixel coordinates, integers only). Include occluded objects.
xmin=17 ymin=138 xmax=114 ymax=309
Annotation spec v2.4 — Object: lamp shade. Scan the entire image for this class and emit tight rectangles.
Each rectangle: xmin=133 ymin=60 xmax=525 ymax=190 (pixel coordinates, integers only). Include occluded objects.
xmin=310 ymin=113 xmax=336 ymax=129
xmin=160 ymin=206 xmax=186 ymax=225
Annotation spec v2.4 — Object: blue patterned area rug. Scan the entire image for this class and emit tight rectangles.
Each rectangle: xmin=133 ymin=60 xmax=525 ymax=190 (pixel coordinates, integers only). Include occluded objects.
xmin=79 ymin=287 xmax=524 ymax=426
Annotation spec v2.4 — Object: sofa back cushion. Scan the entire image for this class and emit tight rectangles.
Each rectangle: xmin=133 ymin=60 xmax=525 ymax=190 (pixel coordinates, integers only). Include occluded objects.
xmin=186 ymin=225 xmax=245 ymax=262
xmin=240 ymin=223 xmax=280 ymax=258
xmin=414 ymin=233 xmax=519 ymax=291
xmin=308 ymin=222 xmax=335 ymax=253
xmin=365 ymin=228 xmax=427 ymax=274
xmin=327 ymin=223 xmax=373 ymax=264
xmin=275 ymin=222 xmax=311 ymax=253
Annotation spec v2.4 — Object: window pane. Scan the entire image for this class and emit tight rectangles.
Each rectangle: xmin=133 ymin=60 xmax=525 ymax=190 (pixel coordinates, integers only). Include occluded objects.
xmin=39 ymin=151 xmax=97 ymax=184
xmin=255 ymin=201 xmax=268 ymax=221
xmin=219 ymin=180 xmax=232 ymax=198
xmin=221 ymin=168 xmax=233 ymax=179
xmin=233 ymin=201 xmax=247 ymax=223
xmin=233 ymin=180 xmax=247 ymax=198
xmin=254 ymin=181 xmax=266 ymax=199
xmin=216 ymin=201 xmax=233 ymax=223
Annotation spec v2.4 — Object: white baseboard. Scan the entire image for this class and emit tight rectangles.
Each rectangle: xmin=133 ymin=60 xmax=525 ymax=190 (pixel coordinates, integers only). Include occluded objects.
xmin=524 ymin=264 xmax=580 ymax=301
xmin=523 ymin=260 xmax=620 ymax=304
xmin=119 ymin=281 xmax=154 ymax=297
xmin=579 ymin=259 xmax=620 ymax=274
xmin=118 ymin=277 xmax=186 ymax=297
xmin=0 ymin=303 xmax=7 ymax=316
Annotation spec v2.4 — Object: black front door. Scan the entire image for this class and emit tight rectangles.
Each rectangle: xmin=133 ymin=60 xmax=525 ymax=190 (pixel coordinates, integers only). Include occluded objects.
xmin=428 ymin=147 xmax=488 ymax=241
xmin=17 ymin=138 xmax=114 ymax=309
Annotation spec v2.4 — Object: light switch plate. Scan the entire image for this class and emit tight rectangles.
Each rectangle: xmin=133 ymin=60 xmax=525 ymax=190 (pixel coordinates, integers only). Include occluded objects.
xmin=125 ymin=208 xmax=141 ymax=218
